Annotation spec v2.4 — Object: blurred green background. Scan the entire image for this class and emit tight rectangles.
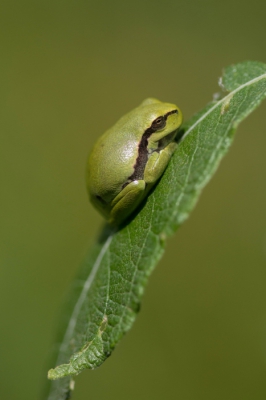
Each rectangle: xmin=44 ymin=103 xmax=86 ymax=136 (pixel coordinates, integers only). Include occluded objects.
xmin=1 ymin=1 xmax=266 ymax=399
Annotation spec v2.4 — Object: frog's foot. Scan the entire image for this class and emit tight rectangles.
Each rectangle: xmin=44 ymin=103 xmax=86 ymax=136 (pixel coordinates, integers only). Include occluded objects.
xmin=144 ymin=142 xmax=176 ymax=184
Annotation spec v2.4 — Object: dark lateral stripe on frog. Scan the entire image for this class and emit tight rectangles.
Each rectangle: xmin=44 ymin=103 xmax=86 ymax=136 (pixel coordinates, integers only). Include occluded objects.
xmin=124 ymin=109 xmax=178 ymax=185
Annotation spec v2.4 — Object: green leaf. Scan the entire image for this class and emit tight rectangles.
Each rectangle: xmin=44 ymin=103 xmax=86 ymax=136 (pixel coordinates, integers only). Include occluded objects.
xmin=45 ymin=61 xmax=266 ymax=400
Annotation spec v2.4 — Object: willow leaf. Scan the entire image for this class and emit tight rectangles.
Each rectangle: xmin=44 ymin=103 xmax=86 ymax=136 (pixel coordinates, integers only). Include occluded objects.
xmin=45 ymin=61 xmax=266 ymax=400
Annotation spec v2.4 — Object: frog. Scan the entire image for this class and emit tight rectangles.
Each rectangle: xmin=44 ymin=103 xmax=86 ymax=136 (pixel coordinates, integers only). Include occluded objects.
xmin=86 ymin=98 xmax=183 ymax=225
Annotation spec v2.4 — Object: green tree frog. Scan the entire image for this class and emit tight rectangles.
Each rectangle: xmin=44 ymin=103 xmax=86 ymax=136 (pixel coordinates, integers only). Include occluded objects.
xmin=86 ymin=98 xmax=183 ymax=225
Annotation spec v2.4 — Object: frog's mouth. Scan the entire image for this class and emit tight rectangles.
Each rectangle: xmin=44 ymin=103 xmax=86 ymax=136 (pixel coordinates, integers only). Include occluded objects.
xmin=127 ymin=109 xmax=179 ymax=182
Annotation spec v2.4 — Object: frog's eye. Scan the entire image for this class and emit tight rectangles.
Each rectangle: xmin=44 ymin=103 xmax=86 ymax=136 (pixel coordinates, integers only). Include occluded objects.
xmin=151 ymin=116 xmax=166 ymax=130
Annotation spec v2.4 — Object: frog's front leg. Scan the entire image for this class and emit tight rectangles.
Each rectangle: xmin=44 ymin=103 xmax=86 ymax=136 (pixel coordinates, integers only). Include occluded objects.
xmin=109 ymin=180 xmax=146 ymax=225
xmin=144 ymin=142 xmax=177 ymax=184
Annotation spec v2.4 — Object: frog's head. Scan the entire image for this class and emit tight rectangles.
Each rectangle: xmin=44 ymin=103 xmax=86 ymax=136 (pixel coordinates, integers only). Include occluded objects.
xmin=138 ymin=98 xmax=183 ymax=152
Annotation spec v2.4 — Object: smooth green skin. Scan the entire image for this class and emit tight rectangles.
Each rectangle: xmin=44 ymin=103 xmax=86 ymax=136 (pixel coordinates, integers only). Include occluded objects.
xmin=86 ymin=98 xmax=183 ymax=225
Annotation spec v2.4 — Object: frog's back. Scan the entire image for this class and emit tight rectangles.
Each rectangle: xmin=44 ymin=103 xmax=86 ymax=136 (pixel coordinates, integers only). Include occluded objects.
xmin=87 ymin=110 xmax=143 ymax=204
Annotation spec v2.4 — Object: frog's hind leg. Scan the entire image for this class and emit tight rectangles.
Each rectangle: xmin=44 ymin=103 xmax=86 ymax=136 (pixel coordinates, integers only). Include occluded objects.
xmin=109 ymin=180 xmax=146 ymax=225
